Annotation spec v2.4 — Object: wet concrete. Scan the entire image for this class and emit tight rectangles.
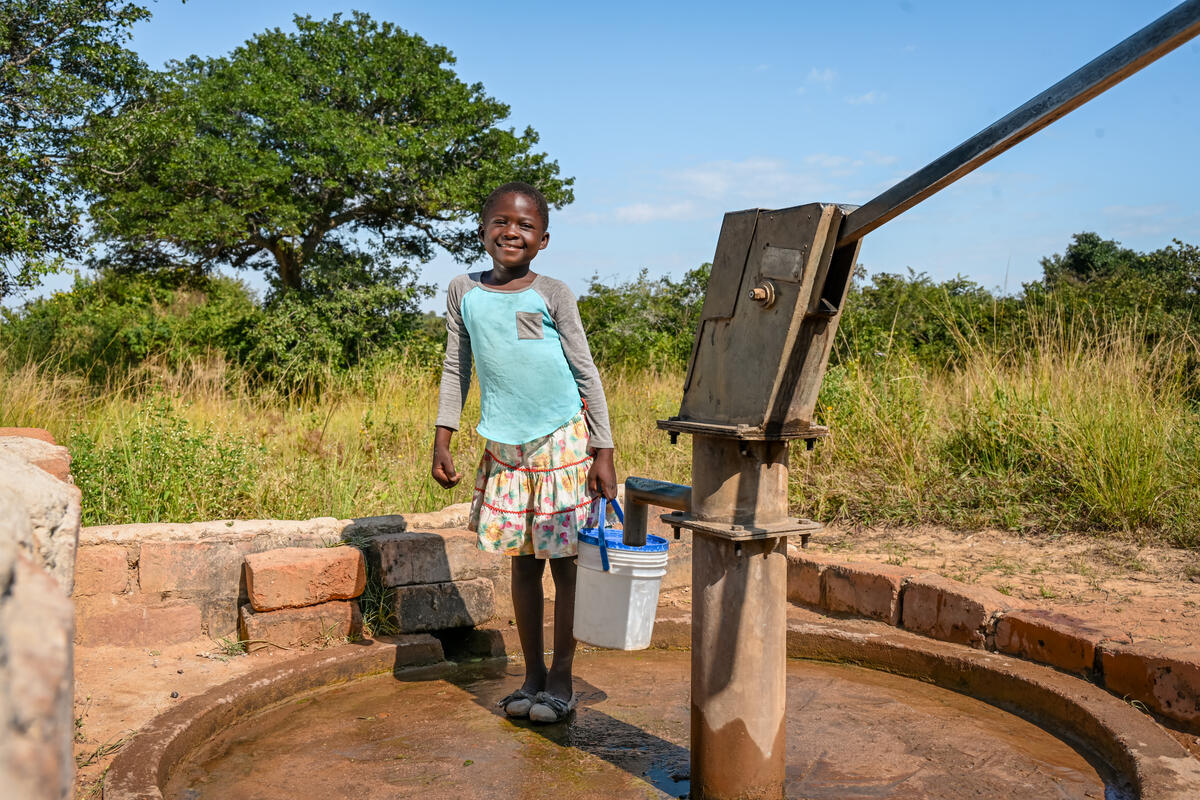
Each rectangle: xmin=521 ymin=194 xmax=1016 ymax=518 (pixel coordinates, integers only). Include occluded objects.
xmin=164 ymin=650 xmax=1114 ymax=800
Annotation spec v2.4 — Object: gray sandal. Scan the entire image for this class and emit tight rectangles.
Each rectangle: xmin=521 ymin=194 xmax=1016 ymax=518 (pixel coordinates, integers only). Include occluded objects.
xmin=498 ymin=688 xmax=537 ymax=718
xmin=529 ymin=692 xmax=577 ymax=723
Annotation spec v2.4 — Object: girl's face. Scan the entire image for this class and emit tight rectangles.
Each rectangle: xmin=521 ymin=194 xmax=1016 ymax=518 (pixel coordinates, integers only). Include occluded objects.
xmin=479 ymin=192 xmax=549 ymax=270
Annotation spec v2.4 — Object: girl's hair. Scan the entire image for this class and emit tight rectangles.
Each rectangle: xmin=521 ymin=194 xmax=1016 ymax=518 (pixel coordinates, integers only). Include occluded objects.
xmin=481 ymin=182 xmax=550 ymax=229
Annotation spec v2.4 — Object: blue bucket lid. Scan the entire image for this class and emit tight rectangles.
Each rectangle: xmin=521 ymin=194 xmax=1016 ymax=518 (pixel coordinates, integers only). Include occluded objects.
xmin=578 ymin=528 xmax=668 ymax=553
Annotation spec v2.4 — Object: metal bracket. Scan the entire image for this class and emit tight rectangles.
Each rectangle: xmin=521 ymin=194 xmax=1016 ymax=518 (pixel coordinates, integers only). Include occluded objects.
xmin=660 ymin=511 xmax=822 ymax=543
xmin=657 ymin=417 xmax=829 ymax=442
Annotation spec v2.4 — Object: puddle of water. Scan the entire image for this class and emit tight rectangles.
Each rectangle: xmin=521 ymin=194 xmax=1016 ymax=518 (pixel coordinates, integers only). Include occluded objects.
xmin=165 ymin=650 xmax=1117 ymax=800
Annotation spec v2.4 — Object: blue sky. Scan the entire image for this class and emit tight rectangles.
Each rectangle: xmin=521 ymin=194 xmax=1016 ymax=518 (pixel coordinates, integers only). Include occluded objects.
xmin=26 ymin=0 xmax=1200 ymax=306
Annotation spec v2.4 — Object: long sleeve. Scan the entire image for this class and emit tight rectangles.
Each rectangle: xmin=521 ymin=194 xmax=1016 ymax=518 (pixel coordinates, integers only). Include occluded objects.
xmin=435 ymin=276 xmax=473 ymax=431
xmin=541 ymin=280 xmax=614 ymax=449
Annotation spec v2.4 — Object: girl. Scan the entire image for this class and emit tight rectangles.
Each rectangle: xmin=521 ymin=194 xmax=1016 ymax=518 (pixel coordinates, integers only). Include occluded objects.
xmin=431 ymin=181 xmax=617 ymax=724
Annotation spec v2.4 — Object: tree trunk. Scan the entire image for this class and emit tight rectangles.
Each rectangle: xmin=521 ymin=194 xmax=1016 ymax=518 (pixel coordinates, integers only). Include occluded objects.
xmin=272 ymin=242 xmax=303 ymax=291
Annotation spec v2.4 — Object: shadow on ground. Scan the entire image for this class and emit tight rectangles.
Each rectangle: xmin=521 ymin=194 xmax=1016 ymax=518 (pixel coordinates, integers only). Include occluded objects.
xmin=399 ymin=630 xmax=692 ymax=798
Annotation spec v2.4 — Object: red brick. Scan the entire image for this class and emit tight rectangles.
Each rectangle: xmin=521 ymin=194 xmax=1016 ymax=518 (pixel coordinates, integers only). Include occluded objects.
xmin=393 ymin=577 xmax=496 ymax=633
xmin=138 ymin=540 xmax=244 ymax=594
xmin=0 ymin=427 xmax=56 ymax=445
xmin=369 ymin=528 xmax=496 ymax=588
xmin=238 ymin=600 xmax=362 ymax=652
xmin=31 ymin=450 xmax=70 ymax=482
xmin=786 ymin=547 xmax=838 ymax=607
xmin=244 ymin=546 xmax=366 ymax=611
xmin=995 ymin=609 xmax=1103 ymax=675
xmin=1100 ymin=641 xmax=1200 ymax=728
xmin=75 ymin=600 xmax=202 ymax=646
xmin=901 ymin=574 xmax=1010 ymax=648
xmin=821 ymin=562 xmax=913 ymax=624
xmin=73 ymin=544 xmax=130 ymax=597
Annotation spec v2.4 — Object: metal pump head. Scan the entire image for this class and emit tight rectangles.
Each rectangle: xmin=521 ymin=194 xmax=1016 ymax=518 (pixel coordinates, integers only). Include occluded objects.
xmin=661 ymin=203 xmax=860 ymax=443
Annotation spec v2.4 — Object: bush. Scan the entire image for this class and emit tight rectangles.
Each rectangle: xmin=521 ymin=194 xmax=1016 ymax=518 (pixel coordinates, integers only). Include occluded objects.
xmin=235 ymin=247 xmax=436 ymax=388
xmin=69 ymin=397 xmax=261 ymax=525
xmin=0 ymin=248 xmax=442 ymax=391
xmin=0 ymin=269 xmax=257 ymax=382
xmin=577 ymin=263 xmax=709 ymax=371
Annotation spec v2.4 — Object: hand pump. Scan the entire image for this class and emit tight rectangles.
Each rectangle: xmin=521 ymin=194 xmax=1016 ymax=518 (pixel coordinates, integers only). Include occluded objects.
xmin=620 ymin=4 xmax=1200 ymax=798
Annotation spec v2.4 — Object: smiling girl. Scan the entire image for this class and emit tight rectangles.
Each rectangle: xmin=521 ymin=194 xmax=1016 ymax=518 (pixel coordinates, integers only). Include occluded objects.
xmin=431 ymin=181 xmax=617 ymax=724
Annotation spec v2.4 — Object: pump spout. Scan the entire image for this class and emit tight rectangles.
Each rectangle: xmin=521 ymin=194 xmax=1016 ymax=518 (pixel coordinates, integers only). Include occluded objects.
xmin=621 ymin=476 xmax=691 ymax=547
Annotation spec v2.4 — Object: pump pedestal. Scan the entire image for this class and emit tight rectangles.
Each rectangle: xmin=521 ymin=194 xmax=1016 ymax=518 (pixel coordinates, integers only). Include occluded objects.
xmin=688 ymin=435 xmax=790 ymax=800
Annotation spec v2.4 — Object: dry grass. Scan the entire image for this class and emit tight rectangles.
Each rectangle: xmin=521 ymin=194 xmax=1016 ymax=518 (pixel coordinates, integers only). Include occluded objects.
xmin=799 ymin=317 xmax=1200 ymax=546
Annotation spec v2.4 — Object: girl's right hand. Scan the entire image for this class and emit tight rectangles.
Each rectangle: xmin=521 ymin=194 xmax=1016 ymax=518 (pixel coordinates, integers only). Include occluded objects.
xmin=431 ymin=448 xmax=461 ymax=488
xmin=431 ymin=426 xmax=460 ymax=489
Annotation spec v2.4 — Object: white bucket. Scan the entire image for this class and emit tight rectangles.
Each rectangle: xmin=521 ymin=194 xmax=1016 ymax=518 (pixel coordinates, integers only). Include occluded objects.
xmin=574 ymin=528 xmax=669 ymax=650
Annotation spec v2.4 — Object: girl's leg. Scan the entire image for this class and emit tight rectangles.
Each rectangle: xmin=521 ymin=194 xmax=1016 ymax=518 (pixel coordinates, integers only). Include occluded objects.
xmin=544 ymin=555 xmax=578 ymax=701
xmin=511 ymin=554 xmax=548 ymax=694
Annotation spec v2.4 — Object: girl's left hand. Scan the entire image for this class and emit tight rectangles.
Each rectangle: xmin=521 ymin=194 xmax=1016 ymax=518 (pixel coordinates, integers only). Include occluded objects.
xmin=587 ymin=448 xmax=617 ymax=499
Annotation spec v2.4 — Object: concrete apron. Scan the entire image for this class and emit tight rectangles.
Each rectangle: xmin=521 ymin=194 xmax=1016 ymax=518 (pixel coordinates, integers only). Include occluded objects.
xmin=102 ymin=619 xmax=1200 ymax=800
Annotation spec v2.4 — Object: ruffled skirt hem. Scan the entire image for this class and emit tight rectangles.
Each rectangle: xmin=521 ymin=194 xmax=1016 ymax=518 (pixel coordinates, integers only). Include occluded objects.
xmin=468 ymin=412 xmax=599 ymax=559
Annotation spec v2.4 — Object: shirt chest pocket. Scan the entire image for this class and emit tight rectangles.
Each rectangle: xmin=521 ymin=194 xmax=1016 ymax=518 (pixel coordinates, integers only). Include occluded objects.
xmin=515 ymin=311 xmax=544 ymax=340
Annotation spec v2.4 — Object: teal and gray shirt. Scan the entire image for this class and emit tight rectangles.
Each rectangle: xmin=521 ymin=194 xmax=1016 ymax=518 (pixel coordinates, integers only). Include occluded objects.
xmin=436 ymin=272 xmax=614 ymax=449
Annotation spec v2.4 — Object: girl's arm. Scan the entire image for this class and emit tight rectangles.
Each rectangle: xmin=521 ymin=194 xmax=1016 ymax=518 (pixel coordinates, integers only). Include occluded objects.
xmin=431 ymin=277 xmax=473 ymax=489
xmin=541 ymin=280 xmax=617 ymax=499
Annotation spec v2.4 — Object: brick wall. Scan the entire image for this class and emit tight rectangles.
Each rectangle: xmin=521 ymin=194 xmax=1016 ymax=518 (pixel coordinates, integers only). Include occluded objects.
xmin=787 ymin=545 xmax=1200 ymax=733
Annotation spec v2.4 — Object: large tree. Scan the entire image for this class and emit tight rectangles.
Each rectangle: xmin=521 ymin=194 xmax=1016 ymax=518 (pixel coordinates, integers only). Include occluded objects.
xmin=80 ymin=12 xmax=574 ymax=292
xmin=0 ymin=0 xmax=149 ymax=297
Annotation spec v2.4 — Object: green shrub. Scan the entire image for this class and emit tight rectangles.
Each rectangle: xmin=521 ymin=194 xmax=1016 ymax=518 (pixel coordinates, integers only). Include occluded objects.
xmin=70 ymin=397 xmax=261 ymax=525
xmin=0 ymin=269 xmax=257 ymax=382
xmin=577 ymin=264 xmax=709 ymax=371
xmin=235 ymin=248 xmax=435 ymax=389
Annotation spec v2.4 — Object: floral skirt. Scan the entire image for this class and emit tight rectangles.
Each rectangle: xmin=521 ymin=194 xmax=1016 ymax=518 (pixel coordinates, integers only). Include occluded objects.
xmin=468 ymin=411 xmax=599 ymax=559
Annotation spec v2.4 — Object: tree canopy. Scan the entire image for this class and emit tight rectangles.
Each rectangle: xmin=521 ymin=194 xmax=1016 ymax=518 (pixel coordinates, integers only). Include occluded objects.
xmin=0 ymin=0 xmax=148 ymax=297
xmin=79 ymin=11 xmax=574 ymax=293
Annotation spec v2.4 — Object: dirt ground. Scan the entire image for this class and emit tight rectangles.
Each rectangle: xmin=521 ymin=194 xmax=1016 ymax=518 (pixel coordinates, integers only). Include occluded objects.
xmin=72 ymin=525 xmax=1200 ymax=798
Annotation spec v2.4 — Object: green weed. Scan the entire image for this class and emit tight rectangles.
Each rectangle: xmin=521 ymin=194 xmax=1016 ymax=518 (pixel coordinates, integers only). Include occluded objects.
xmin=69 ymin=396 xmax=260 ymax=526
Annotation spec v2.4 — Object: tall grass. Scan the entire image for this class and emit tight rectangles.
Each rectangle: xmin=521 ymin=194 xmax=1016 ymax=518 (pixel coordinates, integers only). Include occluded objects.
xmin=2 ymin=316 xmax=1197 ymax=547
xmin=798 ymin=314 xmax=1200 ymax=546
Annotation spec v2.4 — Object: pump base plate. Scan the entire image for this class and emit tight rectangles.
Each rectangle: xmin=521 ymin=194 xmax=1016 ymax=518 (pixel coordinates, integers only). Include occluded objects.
xmin=657 ymin=417 xmax=829 ymax=442
xmin=660 ymin=511 xmax=822 ymax=542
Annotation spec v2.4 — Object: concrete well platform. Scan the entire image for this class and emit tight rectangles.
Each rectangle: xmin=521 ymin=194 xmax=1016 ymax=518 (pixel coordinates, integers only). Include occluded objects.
xmin=103 ymin=615 xmax=1200 ymax=800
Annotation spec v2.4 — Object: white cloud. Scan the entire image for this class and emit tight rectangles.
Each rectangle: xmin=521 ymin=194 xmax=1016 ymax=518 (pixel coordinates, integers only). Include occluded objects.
xmin=1099 ymin=204 xmax=1192 ymax=239
xmin=568 ymin=151 xmax=906 ymax=231
xmin=806 ymin=67 xmax=837 ymax=87
xmin=804 ymin=153 xmax=853 ymax=169
xmin=555 ymin=207 xmax=603 ymax=225
xmin=1101 ymin=203 xmax=1170 ymax=219
xmin=846 ymin=90 xmax=884 ymax=105
xmin=672 ymin=158 xmax=831 ymax=203
xmin=613 ymin=201 xmax=697 ymax=224
xmin=803 ymin=151 xmax=900 ymax=177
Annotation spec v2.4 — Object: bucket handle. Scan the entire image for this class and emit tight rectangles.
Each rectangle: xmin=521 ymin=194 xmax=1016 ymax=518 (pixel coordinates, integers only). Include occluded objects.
xmin=595 ymin=496 xmax=624 ymax=572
